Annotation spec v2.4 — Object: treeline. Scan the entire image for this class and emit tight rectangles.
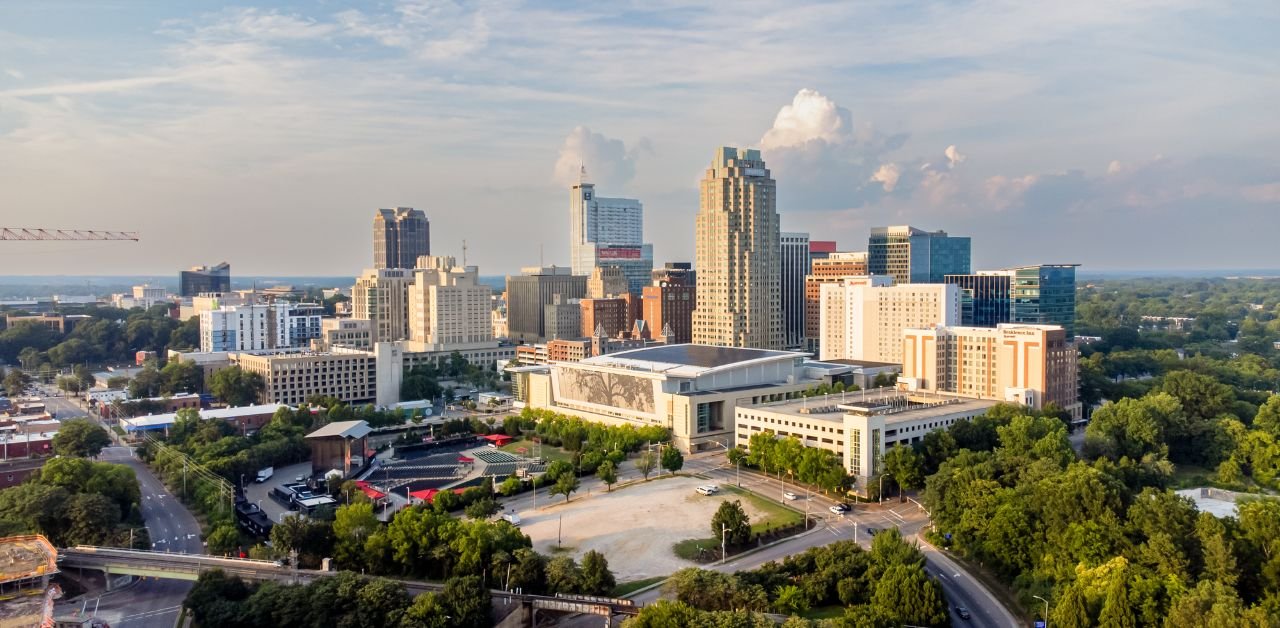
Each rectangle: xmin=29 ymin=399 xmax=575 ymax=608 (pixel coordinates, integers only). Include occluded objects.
xmin=732 ymin=432 xmax=851 ymax=495
xmin=625 ymin=534 xmax=947 ymax=627
xmin=186 ymin=569 xmax=491 ymax=628
xmin=921 ymin=402 xmax=1280 ymax=625
xmin=399 ymin=351 xmax=501 ymax=401
xmin=0 ymin=304 xmax=198 ymax=371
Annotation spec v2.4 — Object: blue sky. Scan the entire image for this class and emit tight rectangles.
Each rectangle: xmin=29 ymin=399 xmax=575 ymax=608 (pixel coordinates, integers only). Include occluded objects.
xmin=1 ymin=0 xmax=1277 ymax=275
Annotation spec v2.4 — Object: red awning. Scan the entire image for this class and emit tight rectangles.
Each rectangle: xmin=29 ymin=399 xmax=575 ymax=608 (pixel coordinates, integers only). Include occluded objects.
xmin=353 ymin=480 xmax=387 ymax=500
xmin=457 ymin=455 xmax=474 ymax=463
xmin=407 ymin=488 xmax=465 ymax=503
xmin=482 ymin=434 xmax=513 ymax=446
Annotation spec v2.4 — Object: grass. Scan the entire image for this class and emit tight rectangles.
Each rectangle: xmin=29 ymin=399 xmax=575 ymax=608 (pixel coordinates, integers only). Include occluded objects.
xmin=722 ymin=485 xmax=805 ymax=533
xmin=610 ymin=576 xmax=665 ymax=598
xmin=548 ymin=545 xmax=577 ymax=554
xmin=802 ymin=605 xmax=846 ymax=619
xmin=499 ymin=438 xmax=573 ymax=464
xmin=672 ymin=537 xmax=720 ymax=561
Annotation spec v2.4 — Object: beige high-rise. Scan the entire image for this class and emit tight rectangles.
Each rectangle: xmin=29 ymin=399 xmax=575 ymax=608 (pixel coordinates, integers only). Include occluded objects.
xmin=352 ymin=268 xmax=413 ymax=343
xmin=692 ymin=147 xmax=782 ymax=349
xmin=408 ymin=256 xmax=494 ymax=351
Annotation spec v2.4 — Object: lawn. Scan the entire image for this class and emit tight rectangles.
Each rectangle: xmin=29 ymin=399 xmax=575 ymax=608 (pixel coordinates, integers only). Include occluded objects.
xmin=498 ymin=438 xmax=573 ymax=463
xmin=802 ymin=605 xmax=847 ymax=619
xmin=723 ymin=485 xmax=805 ymax=533
xmin=610 ymin=576 xmax=666 ymax=598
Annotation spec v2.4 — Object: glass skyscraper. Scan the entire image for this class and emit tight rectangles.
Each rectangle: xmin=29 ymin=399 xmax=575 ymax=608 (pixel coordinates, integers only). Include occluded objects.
xmin=867 ymin=225 xmax=971 ymax=284
xmin=945 ymin=264 xmax=1078 ymax=339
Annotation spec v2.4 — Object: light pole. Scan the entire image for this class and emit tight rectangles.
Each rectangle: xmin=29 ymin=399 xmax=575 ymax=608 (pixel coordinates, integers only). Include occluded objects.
xmin=878 ymin=475 xmax=884 ymax=505
xmin=1033 ymin=595 xmax=1049 ymax=627
xmin=720 ymin=523 xmax=728 ymax=565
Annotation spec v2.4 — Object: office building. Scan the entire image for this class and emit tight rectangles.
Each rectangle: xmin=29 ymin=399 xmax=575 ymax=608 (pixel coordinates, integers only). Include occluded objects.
xmin=505 ymin=267 xmax=587 ymax=343
xmin=518 ymin=344 xmax=828 ymax=452
xmin=642 ymin=282 xmax=695 ymax=345
xmin=199 ymin=303 xmax=322 ymax=352
xmin=408 ymin=256 xmax=494 ymax=351
xmin=179 ymin=262 xmax=231 ymax=297
xmin=373 ymin=207 xmax=430 ymax=269
xmin=945 ymin=264 xmax=1078 ymax=339
xmin=544 ymin=295 xmax=582 ymax=341
xmin=900 ymin=323 xmax=1081 ymax=420
xmin=233 ymin=348 xmax=381 ymax=407
xmin=314 ymin=318 xmax=373 ymax=350
xmin=580 ymin=296 xmax=639 ymax=339
xmin=805 ymin=251 xmax=868 ymax=350
xmin=652 ymin=262 xmax=695 ymax=286
xmin=692 ymin=147 xmax=782 ymax=349
xmin=819 ymin=277 xmax=961 ymax=364
xmin=352 ymin=268 xmax=414 ymax=343
xmin=810 ymin=240 xmax=837 ymax=262
xmin=736 ymin=389 xmax=997 ymax=495
xmin=867 ymin=226 xmax=970 ymax=284
xmin=781 ymin=232 xmax=811 ymax=350
xmin=569 ymin=175 xmax=653 ymax=294
xmin=586 ymin=266 xmax=630 ymax=299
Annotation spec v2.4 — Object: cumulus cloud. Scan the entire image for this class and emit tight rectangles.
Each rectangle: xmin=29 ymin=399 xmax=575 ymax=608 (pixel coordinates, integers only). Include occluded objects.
xmin=945 ymin=145 xmax=965 ymax=168
xmin=761 ymin=88 xmax=853 ymax=150
xmin=869 ymin=163 xmax=901 ymax=192
xmin=552 ymin=126 xmax=647 ymax=190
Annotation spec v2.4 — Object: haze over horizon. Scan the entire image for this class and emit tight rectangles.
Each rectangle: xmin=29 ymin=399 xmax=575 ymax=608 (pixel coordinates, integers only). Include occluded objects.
xmin=1 ymin=1 xmax=1277 ymax=276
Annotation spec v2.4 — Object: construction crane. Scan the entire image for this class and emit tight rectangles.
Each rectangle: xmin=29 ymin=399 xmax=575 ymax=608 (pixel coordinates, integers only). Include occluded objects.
xmin=0 ymin=228 xmax=139 ymax=241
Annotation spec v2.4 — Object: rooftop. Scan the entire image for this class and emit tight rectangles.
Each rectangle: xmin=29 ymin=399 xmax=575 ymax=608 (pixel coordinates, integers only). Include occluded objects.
xmin=746 ymin=389 xmax=998 ymax=425
xmin=587 ymin=343 xmax=803 ymax=371
xmin=0 ymin=535 xmax=57 ymax=585
xmin=821 ymin=358 xmax=901 ymax=369
xmin=306 ymin=420 xmax=372 ymax=440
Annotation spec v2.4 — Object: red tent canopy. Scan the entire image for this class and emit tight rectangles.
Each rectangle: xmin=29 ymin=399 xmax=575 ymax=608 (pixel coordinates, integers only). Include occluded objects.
xmin=353 ymin=480 xmax=386 ymax=500
xmin=457 ymin=455 xmax=475 ymax=463
xmin=482 ymin=433 xmax=514 ymax=446
xmin=408 ymin=488 xmax=466 ymax=503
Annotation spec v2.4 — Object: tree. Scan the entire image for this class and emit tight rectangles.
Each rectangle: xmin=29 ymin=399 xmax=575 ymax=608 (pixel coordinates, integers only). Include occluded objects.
xmin=333 ymin=502 xmax=380 ymax=569
xmin=546 ymin=555 xmax=581 ymax=594
xmin=1098 ymin=574 xmax=1137 ymax=628
xmin=726 ymin=447 xmax=748 ymax=466
xmin=399 ymin=592 xmax=451 ymax=628
xmin=1052 ymin=584 xmax=1092 ymax=628
xmin=624 ymin=600 xmax=704 ymax=627
xmin=870 ymin=564 xmax=947 ymax=626
xmin=551 ymin=472 xmax=580 ymax=503
xmin=773 ymin=585 xmax=809 ymax=615
xmin=3 ymin=368 xmax=30 ymax=397
xmin=881 ymin=445 xmax=924 ymax=501
xmin=636 ymin=450 xmax=657 ymax=480
xmin=52 ymin=419 xmax=111 ymax=458
xmin=464 ymin=498 xmax=498 ymax=520
xmin=580 ymin=549 xmax=616 ymax=595
xmin=207 ymin=524 xmax=240 ymax=556
xmin=209 ymin=366 xmax=266 ymax=406
xmin=712 ymin=500 xmax=751 ymax=548
xmin=437 ymin=575 xmax=490 ymax=628
xmin=1254 ymin=395 xmax=1280 ymax=437
xmin=597 ymin=460 xmax=618 ymax=492
xmin=661 ymin=446 xmax=684 ymax=475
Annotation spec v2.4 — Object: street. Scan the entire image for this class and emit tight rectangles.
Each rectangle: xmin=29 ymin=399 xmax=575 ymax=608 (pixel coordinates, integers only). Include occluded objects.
xmin=55 ymin=446 xmax=205 ymax=628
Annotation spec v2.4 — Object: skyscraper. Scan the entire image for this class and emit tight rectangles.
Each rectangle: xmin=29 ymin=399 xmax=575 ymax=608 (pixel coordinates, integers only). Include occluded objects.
xmin=569 ymin=173 xmax=653 ymax=294
xmin=179 ymin=262 xmax=231 ymax=297
xmin=818 ymin=277 xmax=961 ymax=364
xmin=804 ymin=251 xmax=868 ymax=351
xmin=373 ymin=207 xmax=430 ymax=269
xmin=505 ymin=267 xmax=588 ymax=343
xmin=692 ymin=147 xmax=782 ymax=349
xmin=867 ymin=225 xmax=970 ymax=284
xmin=352 ymin=268 xmax=414 ymax=343
xmin=780 ymin=232 xmax=811 ymax=350
xmin=945 ymin=264 xmax=1078 ymax=339
xmin=408 ymin=256 xmax=494 ymax=351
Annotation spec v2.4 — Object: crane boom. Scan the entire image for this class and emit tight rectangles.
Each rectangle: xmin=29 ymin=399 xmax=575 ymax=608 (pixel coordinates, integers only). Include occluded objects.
xmin=0 ymin=228 xmax=139 ymax=241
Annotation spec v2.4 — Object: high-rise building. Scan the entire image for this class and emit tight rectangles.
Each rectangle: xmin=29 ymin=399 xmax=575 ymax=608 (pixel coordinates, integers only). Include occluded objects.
xmin=692 ymin=147 xmax=782 ymax=349
xmin=352 ymin=268 xmax=414 ymax=343
xmin=179 ymin=262 xmax=231 ymax=297
xmin=805 ymin=251 xmax=868 ymax=350
xmin=408 ymin=256 xmax=494 ymax=352
xmin=809 ymin=241 xmax=837 ymax=262
xmin=901 ymin=323 xmax=1080 ymax=419
xmin=867 ymin=226 xmax=970 ymax=284
xmin=373 ymin=207 xmax=430 ymax=269
xmin=544 ymin=295 xmax=583 ymax=341
xmin=505 ymin=267 xmax=588 ymax=343
xmin=569 ymin=175 xmax=653 ymax=295
xmin=652 ymin=262 xmax=695 ymax=286
xmin=819 ymin=277 xmax=961 ymax=364
xmin=586 ymin=266 xmax=629 ymax=299
xmin=945 ymin=264 xmax=1078 ymax=339
xmin=580 ymin=296 xmax=639 ymax=339
xmin=199 ymin=302 xmax=322 ymax=352
xmin=780 ymin=232 xmax=811 ymax=350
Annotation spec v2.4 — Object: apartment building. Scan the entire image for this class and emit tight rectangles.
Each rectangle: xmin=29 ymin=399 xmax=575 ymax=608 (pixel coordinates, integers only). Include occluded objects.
xmin=805 ymin=251 xmax=868 ymax=350
xmin=352 ymin=268 xmax=413 ymax=343
xmin=408 ymin=256 xmax=494 ymax=351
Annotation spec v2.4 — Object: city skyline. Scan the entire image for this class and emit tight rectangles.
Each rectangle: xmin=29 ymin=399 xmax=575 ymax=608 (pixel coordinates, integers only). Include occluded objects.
xmin=1 ymin=2 xmax=1278 ymax=276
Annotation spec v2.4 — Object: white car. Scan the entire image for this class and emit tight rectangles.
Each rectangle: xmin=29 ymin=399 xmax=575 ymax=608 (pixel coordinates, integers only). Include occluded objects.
xmin=783 ymin=491 xmax=799 ymax=501
xmin=696 ymin=485 xmax=720 ymax=496
xmin=829 ymin=504 xmax=850 ymax=515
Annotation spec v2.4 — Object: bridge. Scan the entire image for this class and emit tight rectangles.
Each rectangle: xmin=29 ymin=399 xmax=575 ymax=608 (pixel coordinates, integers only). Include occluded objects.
xmin=59 ymin=547 xmax=641 ymax=625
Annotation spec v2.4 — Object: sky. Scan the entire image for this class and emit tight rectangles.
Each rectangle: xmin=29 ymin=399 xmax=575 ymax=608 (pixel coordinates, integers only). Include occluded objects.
xmin=1 ymin=0 xmax=1278 ymax=276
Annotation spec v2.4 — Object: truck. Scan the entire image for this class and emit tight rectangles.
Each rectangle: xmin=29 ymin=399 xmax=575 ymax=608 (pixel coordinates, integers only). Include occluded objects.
xmin=501 ymin=512 xmax=522 ymax=526
xmin=255 ymin=466 xmax=274 ymax=483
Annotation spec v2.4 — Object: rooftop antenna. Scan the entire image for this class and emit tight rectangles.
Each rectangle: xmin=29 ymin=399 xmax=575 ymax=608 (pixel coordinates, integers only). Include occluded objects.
xmin=579 ymin=163 xmax=587 ymax=184
xmin=462 ymin=239 xmax=468 ymax=266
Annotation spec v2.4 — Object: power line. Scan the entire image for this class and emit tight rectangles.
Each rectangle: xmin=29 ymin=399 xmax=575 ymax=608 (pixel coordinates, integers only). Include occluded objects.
xmin=0 ymin=228 xmax=139 ymax=241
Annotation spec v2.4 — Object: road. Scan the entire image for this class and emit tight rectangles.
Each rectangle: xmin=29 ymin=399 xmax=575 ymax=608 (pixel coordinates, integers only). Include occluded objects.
xmin=55 ymin=446 xmax=205 ymax=628
xmin=612 ymin=453 xmax=1018 ymax=628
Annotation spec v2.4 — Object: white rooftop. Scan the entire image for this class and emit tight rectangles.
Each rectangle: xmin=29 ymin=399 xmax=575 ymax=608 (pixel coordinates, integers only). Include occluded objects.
xmin=306 ymin=420 xmax=372 ymax=440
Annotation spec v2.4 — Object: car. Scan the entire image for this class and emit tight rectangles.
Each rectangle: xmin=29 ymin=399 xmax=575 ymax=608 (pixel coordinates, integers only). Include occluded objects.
xmin=828 ymin=504 xmax=850 ymax=515
xmin=696 ymin=485 xmax=720 ymax=496
xmin=783 ymin=491 xmax=798 ymax=501
xmin=866 ymin=527 xmax=878 ymax=536
xmin=954 ymin=606 xmax=971 ymax=620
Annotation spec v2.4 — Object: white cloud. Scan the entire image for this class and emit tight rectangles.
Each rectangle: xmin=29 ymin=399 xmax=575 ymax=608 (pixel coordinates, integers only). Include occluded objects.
xmin=870 ymin=163 xmax=901 ymax=192
xmin=197 ymin=8 xmax=337 ymax=41
xmin=4 ymin=69 xmax=22 ymax=80
xmin=552 ymin=126 xmax=647 ymax=190
xmin=760 ymin=88 xmax=852 ymax=150
xmin=945 ymin=145 xmax=965 ymax=168
xmin=335 ymin=0 xmax=491 ymax=61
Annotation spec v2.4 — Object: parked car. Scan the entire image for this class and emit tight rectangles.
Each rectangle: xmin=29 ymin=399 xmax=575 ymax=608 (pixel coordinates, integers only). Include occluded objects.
xmin=696 ymin=485 xmax=720 ymax=496
xmin=783 ymin=491 xmax=798 ymax=501
xmin=865 ymin=527 xmax=879 ymax=536
xmin=954 ymin=606 xmax=971 ymax=620
xmin=829 ymin=504 xmax=850 ymax=514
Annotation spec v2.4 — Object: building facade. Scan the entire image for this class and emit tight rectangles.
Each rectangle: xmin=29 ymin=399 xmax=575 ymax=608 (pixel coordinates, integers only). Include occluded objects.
xmin=569 ymin=176 xmax=653 ymax=294
xmin=804 ymin=251 xmax=868 ymax=351
xmin=642 ymin=282 xmax=695 ymax=345
xmin=867 ymin=226 xmax=970 ymax=284
xmin=819 ymin=277 xmax=960 ymax=364
xmin=652 ymin=262 xmax=695 ymax=286
xmin=179 ymin=262 xmax=231 ymax=297
xmin=899 ymin=323 xmax=1081 ymax=419
xmin=233 ymin=348 xmax=380 ymax=407
xmin=373 ymin=207 xmax=430 ymax=270
xmin=315 ymin=318 xmax=373 ymax=350
xmin=505 ymin=267 xmax=588 ymax=343
xmin=781 ymin=232 xmax=811 ymax=350
xmin=408 ymin=256 xmax=494 ymax=351
xmin=199 ymin=303 xmax=322 ymax=352
xmin=580 ymin=296 xmax=638 ymax=339
xmin=544 ymin=295 xmax=582 ymax=341
xmin=692 ymin=147 xmax=782 ymax=349
xmin=945 ymin=264 xmax=1078 ymax=339
xmin=586 ymin=266 xmax=630 ymax=299
xmin=352 ymin=268 xmax=414 ymax=343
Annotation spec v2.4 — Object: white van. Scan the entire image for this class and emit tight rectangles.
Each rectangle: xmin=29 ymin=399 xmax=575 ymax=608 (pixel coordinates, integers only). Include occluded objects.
xmin=502 ymin=512 xmax=522 ymax=526
xmin=696 ymin=485 xmax=720 ymax=496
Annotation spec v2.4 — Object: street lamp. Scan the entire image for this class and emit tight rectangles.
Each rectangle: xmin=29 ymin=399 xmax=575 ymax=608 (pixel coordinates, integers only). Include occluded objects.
xmin=878 ymin=475 xmax=884 ymax=505
xmin=1033 ymin=595 xmax=1049 ymax=627
xmin=720 ymin=523 xmax=728 ymax=565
